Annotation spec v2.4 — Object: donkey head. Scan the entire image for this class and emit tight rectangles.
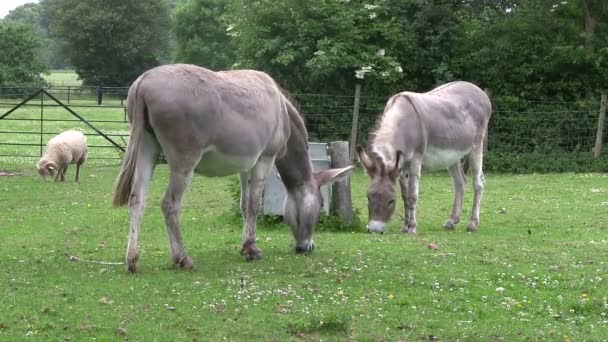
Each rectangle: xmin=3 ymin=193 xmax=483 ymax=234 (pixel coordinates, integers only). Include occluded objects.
xmin=283 ymin=166 xmax=354 ymax=253
xmin=356 ymin=145 xmax=404 ymax=233
xmin=36 ymin=160 xmax=57 ymax=181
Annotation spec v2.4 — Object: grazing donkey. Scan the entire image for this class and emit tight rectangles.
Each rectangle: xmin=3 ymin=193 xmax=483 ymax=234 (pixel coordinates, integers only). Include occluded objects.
xmin=357 ymin=81 xmax=491 ymax=234
xmin=113 ymin=64 xmax=353 ymax=272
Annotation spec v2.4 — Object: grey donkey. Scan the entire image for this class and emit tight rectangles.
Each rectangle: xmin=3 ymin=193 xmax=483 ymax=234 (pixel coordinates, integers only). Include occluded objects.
xmin=113 ymin=64 xmax=353 ymax=273
xmin=357 ymin=81 xmax=491 ymax=234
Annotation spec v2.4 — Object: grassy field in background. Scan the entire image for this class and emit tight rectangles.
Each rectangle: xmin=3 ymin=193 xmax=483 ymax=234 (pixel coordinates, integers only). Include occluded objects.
xmin=0 ymin=163 xmax=607 ymax=340
xmin=43 ymin=70 xmax=82 ymax=87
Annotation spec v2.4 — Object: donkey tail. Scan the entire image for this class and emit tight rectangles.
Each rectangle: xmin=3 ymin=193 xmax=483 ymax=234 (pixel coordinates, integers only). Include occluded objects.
xmin=113 ymin=77 xmax=146 ymax=207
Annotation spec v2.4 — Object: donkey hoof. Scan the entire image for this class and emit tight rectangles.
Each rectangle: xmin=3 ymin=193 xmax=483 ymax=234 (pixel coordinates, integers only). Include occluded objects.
xmin=400 ymin=226 xmax=417 ymax=234
xmin=295 ymin=241 xmax=315 ymax=254
xmin=241 ymin=246 xmax=263 ymax=261
xmin=178 ymin=256 xmax=195 ymax=270
xmin=444 ymin=221 xmax=457 ymax=230
xmin=126 ymin=254 xmax=139 ymax=273
xmin=466 ymin=222 xmax=478 ymax=232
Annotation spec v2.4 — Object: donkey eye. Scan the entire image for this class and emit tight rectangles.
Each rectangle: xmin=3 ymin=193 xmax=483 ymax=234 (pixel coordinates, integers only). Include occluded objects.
xmin=388 ymin=199 xmax=396 ymax=206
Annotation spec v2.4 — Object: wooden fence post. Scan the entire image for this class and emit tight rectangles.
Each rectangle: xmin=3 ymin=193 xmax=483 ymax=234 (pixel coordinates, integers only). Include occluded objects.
xmin=330 ymin=141 xmax=353 ymax=224
xmin=349 ymin=83 xmax=362 ymax=162
xmin=594 ymin=94 xmax=607 ymax=158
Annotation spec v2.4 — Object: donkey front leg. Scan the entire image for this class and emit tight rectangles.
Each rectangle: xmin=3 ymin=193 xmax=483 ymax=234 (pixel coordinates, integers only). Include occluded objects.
xmin=162 ymin=167 xmax=195 ymax=270
xmin=401 ymin=161 xmax=421 ymax=234
xmin=398 ymin=172 xmax=410 ymax=231
xmin=444 ymin=162 xmax=466 ymax=229
xmin=239 ymin=172 xmax=250 ymax=219
xmin=241 ymin=157 xmax=274 ymax=261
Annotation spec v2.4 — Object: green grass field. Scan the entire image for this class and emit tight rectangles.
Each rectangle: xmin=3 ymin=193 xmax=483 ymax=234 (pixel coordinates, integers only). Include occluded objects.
xmin=43 ymin=70 xmax=82 ymax=87
xmin=0 ymin=162 xmax=606 ymax=340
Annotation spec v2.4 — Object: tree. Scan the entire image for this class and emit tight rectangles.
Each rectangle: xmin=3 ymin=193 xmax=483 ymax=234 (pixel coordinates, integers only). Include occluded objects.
xmin=46 ymin=0 xmax=171 ymax=86
xmin=1 ymin=2 xmax=66 ymax=69
xmin=173 ymin=0 xmax=235 ymax=70
xmin=224 ymin=0 xmax=418 ymax=94
xmin=0 ymin=24 xmax=47 ymax=86
xmin=580 ymin=0 xmax=607 ymax=52
xmin=452 ymin=0 xmax=607 ymax=101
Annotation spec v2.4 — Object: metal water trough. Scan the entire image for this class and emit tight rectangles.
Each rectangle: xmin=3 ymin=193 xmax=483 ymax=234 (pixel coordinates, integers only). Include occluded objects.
xmin=263 ymin=142 xmax=331 ymax=215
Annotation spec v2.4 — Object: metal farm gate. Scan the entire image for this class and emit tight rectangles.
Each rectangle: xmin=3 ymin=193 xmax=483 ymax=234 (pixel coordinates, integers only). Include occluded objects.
xmin=0 ymin=87 xmax=128 ymax=162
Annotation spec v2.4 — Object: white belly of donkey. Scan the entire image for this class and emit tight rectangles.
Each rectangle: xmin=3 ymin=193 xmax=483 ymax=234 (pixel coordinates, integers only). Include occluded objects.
xmin=422 ymin=146 xmax=469 ymax=170
xmin=195 ymin=146 xmax=260 ymax=177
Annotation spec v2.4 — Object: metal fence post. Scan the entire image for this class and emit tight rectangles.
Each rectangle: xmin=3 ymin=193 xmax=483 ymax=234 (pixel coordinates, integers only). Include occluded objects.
xmin=349 ymin=82 xmax=361 ymax=162
xmin=67 ymin=86 xmax=71 ymax=104
xmin=96 ymin=86 xmax=103 ymax=105
xmin=40 ymin=90 xmax=44 ymax=156
xmin=594 ymin=94 xmax=607 ymax=158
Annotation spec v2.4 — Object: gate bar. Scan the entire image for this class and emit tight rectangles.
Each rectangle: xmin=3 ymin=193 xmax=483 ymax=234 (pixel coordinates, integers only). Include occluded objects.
xmin=42 ymin=90 xmax=125 ymax=152
xmin=0 ymin=89 xmax=43 ymax=120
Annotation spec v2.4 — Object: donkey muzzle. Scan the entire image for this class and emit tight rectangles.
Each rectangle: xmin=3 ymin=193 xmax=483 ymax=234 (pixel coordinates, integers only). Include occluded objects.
xmin=366 ymin=220 xmax=386 ymax=234
xmin=295 ymin=240 xmax=315 ymax=253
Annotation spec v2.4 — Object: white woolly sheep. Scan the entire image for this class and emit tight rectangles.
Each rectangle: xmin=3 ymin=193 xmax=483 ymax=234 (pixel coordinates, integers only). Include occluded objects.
xmin=36 ymin=130 xmax=88 ymax=183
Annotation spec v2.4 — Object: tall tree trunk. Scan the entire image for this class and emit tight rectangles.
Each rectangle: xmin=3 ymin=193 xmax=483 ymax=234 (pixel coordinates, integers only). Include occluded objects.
xmin=582 ymin=0 xmax=597 ymax=53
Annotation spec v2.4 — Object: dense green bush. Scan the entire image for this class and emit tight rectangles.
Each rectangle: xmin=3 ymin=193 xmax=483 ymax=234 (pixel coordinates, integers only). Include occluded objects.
xmin=484 ymin=152 xmax=608 ymax=174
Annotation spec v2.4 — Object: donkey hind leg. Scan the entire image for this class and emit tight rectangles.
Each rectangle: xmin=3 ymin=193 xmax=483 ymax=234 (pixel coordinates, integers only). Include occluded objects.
xmin=161 ymin=164 xmax=197 ymax=270
xmin=444 ymin=162 xmax=466 ymax=230
xmin=126 ymin=130 xmax=160 ymax=272
xmin=401 ymin=161 xmax=421 ymax=234
xmin=241 ymin=156 xmax=275 ymax=261
xmin=398 ymin=172 xmax=410 ymax=233
xmin=466 ymin=146 xmax=485 ymax=232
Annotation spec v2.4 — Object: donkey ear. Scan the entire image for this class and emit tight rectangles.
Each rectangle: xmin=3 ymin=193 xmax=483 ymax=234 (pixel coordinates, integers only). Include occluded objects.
xmin=356 ymin=145 xmax=376 ymax=175
xmin=395 ymin=150 xmax=405 ymax=171
xmin=313 ymin=166 xmax=355 ymax=187
xmin=388 ymin=150 xmax=405 ymax=180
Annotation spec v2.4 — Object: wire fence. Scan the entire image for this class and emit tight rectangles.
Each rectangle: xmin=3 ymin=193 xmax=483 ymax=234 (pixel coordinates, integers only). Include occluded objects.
xmin=0 ymin=85 xmax=606 ymax=170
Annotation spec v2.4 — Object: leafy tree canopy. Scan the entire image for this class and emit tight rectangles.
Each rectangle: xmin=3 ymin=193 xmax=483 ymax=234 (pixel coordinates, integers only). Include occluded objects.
xmin=46 ymin=0 xmax=171 ymax=86
xmin=173 ymin=0 xmax=235 ymax=70
xmin=0 ymin=23 xmax=47 ymax=86
xmin=1 ymin=2 xmax=66 ymax=70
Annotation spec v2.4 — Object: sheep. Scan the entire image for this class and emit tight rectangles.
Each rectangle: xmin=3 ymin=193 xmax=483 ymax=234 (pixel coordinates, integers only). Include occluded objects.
xmin=36 ymin=130 xmax=88 ymax=183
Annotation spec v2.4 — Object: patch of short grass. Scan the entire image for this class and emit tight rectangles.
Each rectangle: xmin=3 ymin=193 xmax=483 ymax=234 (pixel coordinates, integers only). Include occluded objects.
xmin=0 ymin=163 xmax=607 ymax=340
xmin=44 ymin=70 xmax=82 ymax=87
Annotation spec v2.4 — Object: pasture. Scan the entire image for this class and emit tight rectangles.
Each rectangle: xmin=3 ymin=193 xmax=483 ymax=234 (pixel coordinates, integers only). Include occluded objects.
xmin=43 ymin=70 xmax=82 ymax=87
xmin=1 ymin=163 xmax=607 ymax=340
